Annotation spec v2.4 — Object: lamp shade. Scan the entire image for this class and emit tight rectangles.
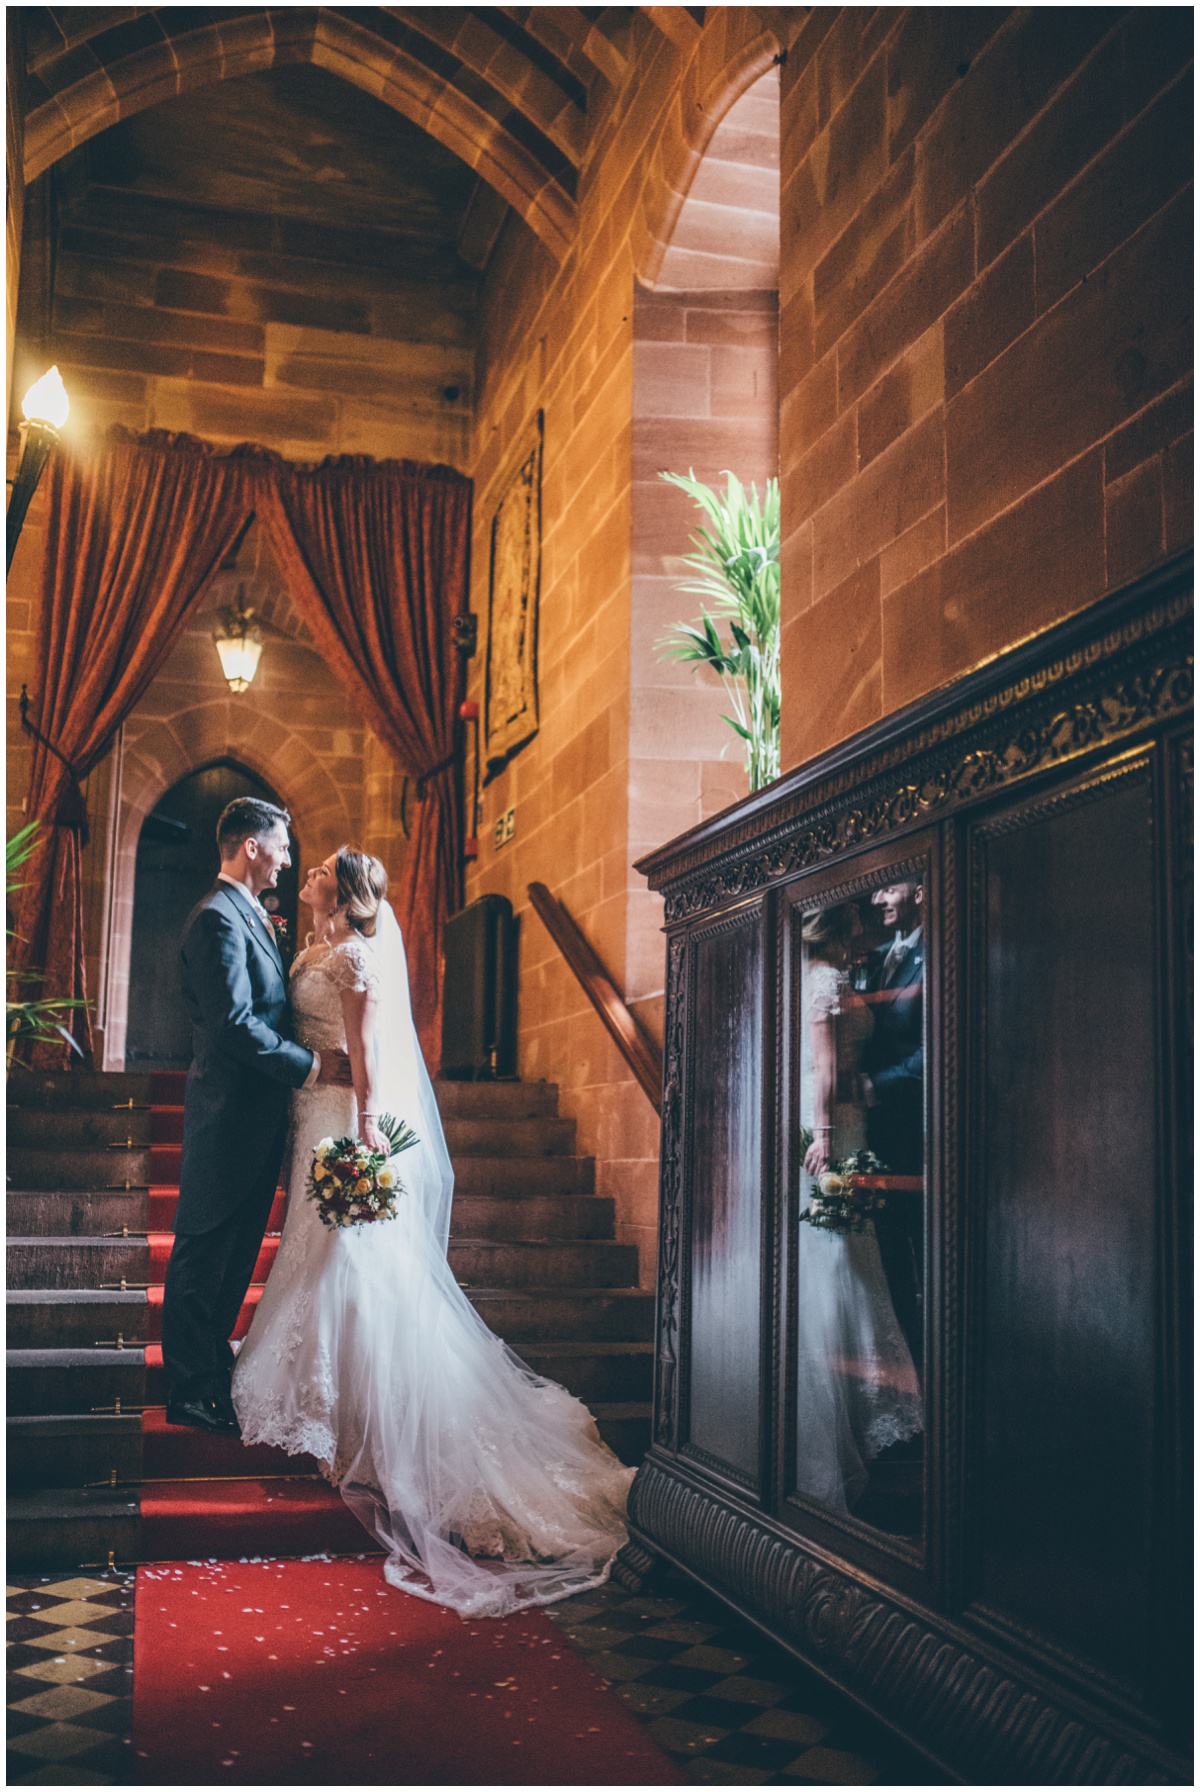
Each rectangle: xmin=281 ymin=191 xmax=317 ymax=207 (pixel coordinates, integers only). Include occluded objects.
xmin=213 ymin=606 xmax=264 ymax=693
xmin=22 ymin=366 xmax=70 ymax=430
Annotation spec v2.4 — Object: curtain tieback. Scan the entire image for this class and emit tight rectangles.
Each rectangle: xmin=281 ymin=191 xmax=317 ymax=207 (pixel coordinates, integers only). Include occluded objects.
xmin=414 ymin=751 xmax=458 ymax=800
xmin=19 ymin=685 xmax=91 ymax=844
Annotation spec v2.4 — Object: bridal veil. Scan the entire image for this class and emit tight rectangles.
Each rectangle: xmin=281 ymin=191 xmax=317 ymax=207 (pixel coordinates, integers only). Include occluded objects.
xmin=326 ymin=903 xmax=632 ymax=1615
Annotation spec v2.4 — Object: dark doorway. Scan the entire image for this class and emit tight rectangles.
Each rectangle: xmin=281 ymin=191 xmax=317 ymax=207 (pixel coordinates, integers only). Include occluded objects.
xmin=125 ymin=762 xmax=299 ymax=1068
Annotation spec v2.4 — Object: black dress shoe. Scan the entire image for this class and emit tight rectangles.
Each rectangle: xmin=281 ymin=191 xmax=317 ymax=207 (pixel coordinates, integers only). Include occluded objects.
xmin=166 ymin=1397 xmax=239 ymax=1434
xmin=212 ymin=1391 xmax=241 ymax=1434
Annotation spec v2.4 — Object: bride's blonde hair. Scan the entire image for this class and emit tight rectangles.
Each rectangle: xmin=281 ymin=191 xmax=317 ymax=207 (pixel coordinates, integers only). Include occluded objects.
xmin=335 ymin=847 xmax=388 ymax=936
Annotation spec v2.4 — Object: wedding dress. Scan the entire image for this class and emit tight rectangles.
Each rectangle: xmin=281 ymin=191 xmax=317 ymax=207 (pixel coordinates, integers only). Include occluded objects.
xmin=795 ymin=958 xmax=923 ymax=1514
xmin=231 ymin=903 xmax=633 ymax=1617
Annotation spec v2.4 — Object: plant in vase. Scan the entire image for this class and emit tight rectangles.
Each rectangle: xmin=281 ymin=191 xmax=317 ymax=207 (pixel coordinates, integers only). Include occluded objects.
xmin=655 ymin=469 xmax=781 ymax=793
xmin=6 ymin=821 xmax=88 ymax=1073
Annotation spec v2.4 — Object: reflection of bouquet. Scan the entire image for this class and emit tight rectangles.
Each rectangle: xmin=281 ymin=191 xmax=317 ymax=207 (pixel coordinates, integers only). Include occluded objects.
xmin=307 ymin=1113 xmax=419 ymax=1229
xmin=798 ymin=1131 xmax=889 ymax=1234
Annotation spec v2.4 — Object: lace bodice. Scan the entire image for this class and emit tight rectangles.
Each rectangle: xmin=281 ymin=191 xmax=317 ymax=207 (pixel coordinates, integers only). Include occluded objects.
xmin=289 ymin=935 xmax=382 ymax=1054
xmin=806 ymin=960 xmax=873 ymax=1070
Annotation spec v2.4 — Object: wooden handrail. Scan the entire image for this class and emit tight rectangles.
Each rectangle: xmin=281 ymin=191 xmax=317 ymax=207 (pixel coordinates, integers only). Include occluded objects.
xmin=527 ymin=882 xmax=662 ymax=1114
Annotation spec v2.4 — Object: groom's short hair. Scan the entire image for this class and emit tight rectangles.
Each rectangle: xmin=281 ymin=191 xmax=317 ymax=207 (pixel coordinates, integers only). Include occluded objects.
xmin=217 ymin=797 xmax=290 ymax=859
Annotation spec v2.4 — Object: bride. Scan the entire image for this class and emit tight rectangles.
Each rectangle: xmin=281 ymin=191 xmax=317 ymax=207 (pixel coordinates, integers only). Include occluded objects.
xmin=231 ymin=846 xmax=633 ymax=1616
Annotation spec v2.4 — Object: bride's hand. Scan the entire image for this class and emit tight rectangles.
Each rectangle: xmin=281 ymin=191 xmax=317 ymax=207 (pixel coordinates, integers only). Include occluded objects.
xmin=804 ymin=1134 xmax=831 ymax=1177
xmin=359 ymin=1114 xmax=388 ymax=1155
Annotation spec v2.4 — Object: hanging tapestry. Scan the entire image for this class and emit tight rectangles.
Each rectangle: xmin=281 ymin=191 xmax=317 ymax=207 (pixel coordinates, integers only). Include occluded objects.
xmin=484 ymin=412 xmax=542 ymax=778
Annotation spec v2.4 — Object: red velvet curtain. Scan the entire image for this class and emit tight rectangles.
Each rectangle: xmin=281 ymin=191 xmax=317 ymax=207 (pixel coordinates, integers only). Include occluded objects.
xmin=259 ymin=458 xmax=471 ymax=1064
xmin=12 ymin=431 xmax=258 ymax=1061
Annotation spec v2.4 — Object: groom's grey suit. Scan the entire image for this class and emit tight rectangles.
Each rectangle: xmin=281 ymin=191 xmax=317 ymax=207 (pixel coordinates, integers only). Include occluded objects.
xmin=161 ymin=880 xmax=315 ymax=1409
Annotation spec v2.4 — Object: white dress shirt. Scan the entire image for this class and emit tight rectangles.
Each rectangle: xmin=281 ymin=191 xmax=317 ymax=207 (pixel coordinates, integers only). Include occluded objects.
xmin=217 ymin=872 xmax=320 ymax=1087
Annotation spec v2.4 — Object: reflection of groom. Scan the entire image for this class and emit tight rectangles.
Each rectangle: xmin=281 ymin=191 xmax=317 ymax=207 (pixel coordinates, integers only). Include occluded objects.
xmin=160 ymin=798 xmax=349 ymax=1434
xmin=860 ymin=882 xmax=925 ymax=1373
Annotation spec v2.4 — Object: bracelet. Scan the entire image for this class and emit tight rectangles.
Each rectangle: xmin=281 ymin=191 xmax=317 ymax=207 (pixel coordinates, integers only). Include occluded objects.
xmin=813 ymin=1124 xmax=833 ymax=1132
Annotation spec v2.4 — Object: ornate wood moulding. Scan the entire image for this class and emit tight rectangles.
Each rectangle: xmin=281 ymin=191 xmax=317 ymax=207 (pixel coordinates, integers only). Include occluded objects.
xmin=636 ymin=554 xmax=1193 ymax=918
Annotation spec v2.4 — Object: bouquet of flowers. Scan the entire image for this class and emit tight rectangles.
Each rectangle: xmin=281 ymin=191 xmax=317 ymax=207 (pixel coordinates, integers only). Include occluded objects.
xmin=307 ymin=1113 xmax=419 ymax=1229
xmin=798 ymin=1132 xmax=890 ymax=1234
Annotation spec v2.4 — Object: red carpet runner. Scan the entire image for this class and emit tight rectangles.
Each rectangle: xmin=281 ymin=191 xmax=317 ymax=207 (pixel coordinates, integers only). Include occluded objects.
xmin=141 ymin=1073 xmax=368 ymax=1558
xmin=133 ymin=1558 xmax=683 ymax=1785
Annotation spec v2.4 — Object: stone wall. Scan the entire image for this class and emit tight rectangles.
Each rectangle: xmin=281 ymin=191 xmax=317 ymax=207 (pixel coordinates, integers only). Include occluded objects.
xmin=777 ymin=8 xmax=1193 ymax=767
xmin=462 ymin=12 xmax=780 ymax=1282
xmin=13 ymin=175 xmax=473 ymax=467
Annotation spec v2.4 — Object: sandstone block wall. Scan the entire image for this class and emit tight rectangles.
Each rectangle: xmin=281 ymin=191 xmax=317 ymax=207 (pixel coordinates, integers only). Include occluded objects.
xmin=13 ymin=174 xmax=473 ymax=467
xmin=777 ymin=7 xmax=1193 ymax=766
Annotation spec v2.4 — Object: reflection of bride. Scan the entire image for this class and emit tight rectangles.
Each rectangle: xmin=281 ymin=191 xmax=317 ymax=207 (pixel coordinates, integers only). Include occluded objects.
xmin=796 ymin=908 xmax=923 ymax=1514
xmin=232 ymin=848 xmax=632 ymax=1616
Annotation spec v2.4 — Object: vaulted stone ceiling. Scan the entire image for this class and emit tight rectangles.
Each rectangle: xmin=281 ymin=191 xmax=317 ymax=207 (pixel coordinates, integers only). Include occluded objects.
xmin=17 ymin=6 xmax=697 ymax=262
xmin=72 ymin=65 xmax=504 ymax=282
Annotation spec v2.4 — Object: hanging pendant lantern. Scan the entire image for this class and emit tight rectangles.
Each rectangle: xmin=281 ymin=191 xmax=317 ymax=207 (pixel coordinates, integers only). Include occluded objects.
xmin=212 ymin=587 xmax=264 ymax=693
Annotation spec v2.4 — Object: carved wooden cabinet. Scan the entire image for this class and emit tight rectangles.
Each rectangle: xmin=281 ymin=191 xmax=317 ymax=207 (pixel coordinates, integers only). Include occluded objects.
xmin=624 ymin=559 xmax=1192 ymax=1785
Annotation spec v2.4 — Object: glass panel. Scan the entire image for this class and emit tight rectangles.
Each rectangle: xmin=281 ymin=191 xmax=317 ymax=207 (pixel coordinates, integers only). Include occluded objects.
xmin=794 ymin=880 xmax=926 ymax=1536
xmin=689 ymin=914 xmax=764 ymax=1479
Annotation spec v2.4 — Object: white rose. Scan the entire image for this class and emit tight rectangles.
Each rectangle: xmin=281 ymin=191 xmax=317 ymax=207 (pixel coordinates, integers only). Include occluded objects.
xmin=377 ymin=1166 xmax=396 ymax=1190
xmin=818 ymin=1171 xmax=848 ymax=1198
xmin=315 ymin=1139 xmax=335 ymax=1160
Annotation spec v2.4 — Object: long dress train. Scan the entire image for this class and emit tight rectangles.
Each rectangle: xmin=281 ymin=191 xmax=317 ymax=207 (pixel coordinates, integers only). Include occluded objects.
xmin=795 ymin=958 xmax=923 ymax=1513
xmin=231 ymin=906 xmax=633 ymax=1617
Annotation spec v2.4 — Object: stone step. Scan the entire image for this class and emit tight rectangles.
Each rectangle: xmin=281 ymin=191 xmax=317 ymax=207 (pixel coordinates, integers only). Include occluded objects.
xmin=140 ymin=1407 xmax=318 ymax=1481
xmin=443 ymin=1116 xmax=576 ymax=1156
xmin=448 ymin=1238 xmax=638 ymax=1289
xmin=466 ymin=1287 xmax=656 ymax=1343
xmin=7 ymin=1070 xmax=155 ymax=1111
xmin=6 ymin=1189 xmax=150 ymax=1237
xmin=591 ymin=1403 xmax=652 ymax=1468
xmin=8 ymin=1347 xmax=147 ymax=1416
xmin=433 ymin=1079 xmax=560 ymax=1119
xmin=451 ymin=1155 xmax=595 ymax=1196
xmin=7 ymin=1485 xmax=140 ymax=1570
xmin=7 ymin=1107 xmax=155 ymax=1149
xmin=7 ymin=1236 xmax=151 ymax=1291
xmin=7 ymin=1414 xmax=144 ymax=1493
xmin=7 ymin=1146 xmax=151 ymax=1190
xmin=8 ymin=1290 xmax=149 ymax=1349
xmin=450 ymin=1194 xmax=613 ymax=1241
xmin=521 ymin=1341 xmax=654 ymax=1405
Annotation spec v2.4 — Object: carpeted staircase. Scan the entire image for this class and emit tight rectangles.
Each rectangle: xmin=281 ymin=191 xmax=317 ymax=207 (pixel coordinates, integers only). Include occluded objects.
xmin=7 ymin=1070 xmax=653 ymax=1568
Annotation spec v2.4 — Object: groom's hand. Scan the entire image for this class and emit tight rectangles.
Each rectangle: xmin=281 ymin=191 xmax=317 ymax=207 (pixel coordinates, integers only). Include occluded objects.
xmin=316 ymin=1049 xmax=354 ymax=1086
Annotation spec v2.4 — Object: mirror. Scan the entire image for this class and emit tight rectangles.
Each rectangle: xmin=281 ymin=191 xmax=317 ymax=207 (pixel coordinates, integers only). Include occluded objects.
xmin=794 ymin=879 xmax=926 ymax=1537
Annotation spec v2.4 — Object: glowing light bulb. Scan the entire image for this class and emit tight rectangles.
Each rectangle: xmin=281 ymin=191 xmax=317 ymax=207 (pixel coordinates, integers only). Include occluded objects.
xmin=21 ymin=365 xmax=70 ymax=431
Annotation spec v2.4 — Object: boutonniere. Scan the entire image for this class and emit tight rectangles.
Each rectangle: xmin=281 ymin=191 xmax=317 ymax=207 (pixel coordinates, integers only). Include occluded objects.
xmin=268 ymin=913 xmax=290 ymax=951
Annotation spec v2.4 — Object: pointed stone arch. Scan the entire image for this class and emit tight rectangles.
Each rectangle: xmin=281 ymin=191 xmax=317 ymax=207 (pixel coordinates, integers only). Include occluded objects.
xmin=633 ymin=15 xmax=782 ymax=289
xmin=98 ymin=700 xmax=355 ymax=1068
xmin=21 ymin=7 xmax=576 ymax=261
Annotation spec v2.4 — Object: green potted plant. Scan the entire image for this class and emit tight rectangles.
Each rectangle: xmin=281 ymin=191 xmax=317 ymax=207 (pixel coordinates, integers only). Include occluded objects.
xmin=7 ymin=821 xmax=88 ymax=1073
xmin=655 ymin=469 xmax=781 ymax=792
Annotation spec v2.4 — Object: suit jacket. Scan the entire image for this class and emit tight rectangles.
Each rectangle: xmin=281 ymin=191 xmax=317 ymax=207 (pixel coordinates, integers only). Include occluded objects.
xmin=174 ymin=881 xmax=314 ymax=1235
xmin=862 ymin=931 xmax=925 ymax=1176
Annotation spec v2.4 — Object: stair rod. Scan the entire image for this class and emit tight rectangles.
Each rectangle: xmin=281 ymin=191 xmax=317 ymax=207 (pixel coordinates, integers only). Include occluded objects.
xmin=527 ymin=883 xmax=662 ymax=1114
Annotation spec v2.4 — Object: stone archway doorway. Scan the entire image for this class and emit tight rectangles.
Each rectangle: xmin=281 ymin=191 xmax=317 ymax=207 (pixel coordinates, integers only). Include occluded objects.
xmin=125 ymin=760 xmax=299 ymax=1069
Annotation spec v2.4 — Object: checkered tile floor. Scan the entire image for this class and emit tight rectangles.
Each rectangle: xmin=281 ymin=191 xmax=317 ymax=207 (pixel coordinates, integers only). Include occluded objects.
xmin=545 ymin=1567 xmax=943 ymax=1785
xmin=7 ymin=1574 xmax=135 ymax=1785
xmin=7 ymin=1565 xmax=941 ymax=1786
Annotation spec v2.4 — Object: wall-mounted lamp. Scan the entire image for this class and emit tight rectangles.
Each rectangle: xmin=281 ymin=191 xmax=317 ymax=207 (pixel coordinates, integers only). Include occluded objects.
xmin=6 ymin=366 xmax=70 ymax=573
xmin=212 ymin=586 xmax=264 ymax=692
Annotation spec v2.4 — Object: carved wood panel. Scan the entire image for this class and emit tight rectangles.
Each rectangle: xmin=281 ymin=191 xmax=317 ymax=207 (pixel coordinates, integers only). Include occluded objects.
xmin=965 ymin=754 xmax=1161 ymax=1709
xmin=631 ymin=561 xmax=1193 ymax=1784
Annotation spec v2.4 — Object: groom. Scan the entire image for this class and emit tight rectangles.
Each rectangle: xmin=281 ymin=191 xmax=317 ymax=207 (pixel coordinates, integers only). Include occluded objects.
xmin=860 ymin=880 xmax=925 ymax=1375
xmin=161 ymin=797 xmax=350 ymax=1433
